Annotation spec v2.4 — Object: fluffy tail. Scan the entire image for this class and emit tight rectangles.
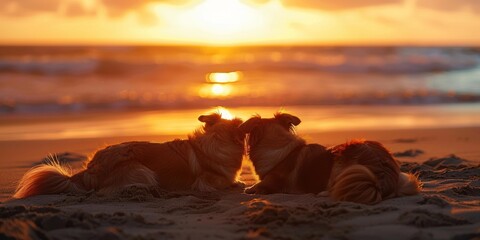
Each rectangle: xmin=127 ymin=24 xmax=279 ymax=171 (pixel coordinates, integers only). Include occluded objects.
xmin=13 ymin=162 xmax=87 ymax=199
xmin=330 ymin=165 xmax=422 ymax=204
xmin=330 ymin=164 xmax=382 ymax=205
xmin=397 ymin=172 xmax=421 ymax=196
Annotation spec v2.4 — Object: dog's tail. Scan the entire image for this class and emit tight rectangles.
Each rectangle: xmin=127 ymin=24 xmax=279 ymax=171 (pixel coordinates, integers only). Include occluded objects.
xmin=396 ymin=172 xmax=421 ymax=196
xmin=330 ymin=164 xmax=382 ymax=205
xmin=13 ymin=162 xmax=91 ymax=199
xmin=330 ymin=165 xmax=421 ymax=204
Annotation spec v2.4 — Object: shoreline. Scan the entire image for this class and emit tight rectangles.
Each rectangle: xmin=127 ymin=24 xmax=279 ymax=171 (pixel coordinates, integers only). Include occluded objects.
xmin=1 ymin=103 xmax=480 ymax=141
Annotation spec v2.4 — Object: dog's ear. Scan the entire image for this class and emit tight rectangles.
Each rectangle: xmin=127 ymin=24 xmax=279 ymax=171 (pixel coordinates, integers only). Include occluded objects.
xmin=198 ymin=113 xmax=222 ymax=125
xmin=274 ymin=112 xmax=301 ymax=126
xmin=238 ymin=117 xmax=261 ymax=134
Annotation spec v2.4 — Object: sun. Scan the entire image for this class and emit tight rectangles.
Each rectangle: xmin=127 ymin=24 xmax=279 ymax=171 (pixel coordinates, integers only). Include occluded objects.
xmin=186 ymin=0 xmax=262 ymax=37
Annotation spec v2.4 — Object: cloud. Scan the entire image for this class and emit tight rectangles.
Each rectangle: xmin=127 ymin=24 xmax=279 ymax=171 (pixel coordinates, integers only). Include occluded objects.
xmin=64 ymin=2 xmax=96 ymax=17
xmin=2 ymin=0 xmax=63 ymax=16
xmin=417 ymin=0 xmax=480 ymax=12
xmin=2 ymin=0 xmax=99 ymax=17
xmin=244 ymin=0 xmax=402 ymax=10
xmin=99 ymin=0 xmax=194 ymax=17
xmin=284 ymin=0 xmax=403 ymax=10
xmin=1 ymin=0 xmax=192 ymax=18
xmin=101 ymin=0 xmax=149 ymax=17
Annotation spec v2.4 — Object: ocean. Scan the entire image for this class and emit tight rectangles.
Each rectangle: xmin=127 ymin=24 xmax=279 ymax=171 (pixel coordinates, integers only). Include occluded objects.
xmin=1 ymin=45 xmax=480 ymax=115
xmin=1 ymin=45 xmax=480 ymax=140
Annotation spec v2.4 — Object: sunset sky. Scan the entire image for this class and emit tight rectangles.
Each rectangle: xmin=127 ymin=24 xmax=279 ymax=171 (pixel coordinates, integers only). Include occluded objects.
xmin=1 ymin=0 xmax=480 ymax=45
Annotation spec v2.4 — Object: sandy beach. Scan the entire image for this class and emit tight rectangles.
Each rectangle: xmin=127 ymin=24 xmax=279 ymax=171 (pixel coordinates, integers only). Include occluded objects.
xmin=1 ymin=108 xmax=479 ymax=239
xmin=2 ymin=0 xmax=480 ymax=237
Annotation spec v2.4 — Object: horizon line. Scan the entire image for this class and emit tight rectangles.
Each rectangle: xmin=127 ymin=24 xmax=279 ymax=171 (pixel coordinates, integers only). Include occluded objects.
xmin=1 ymin=42 xmax=480 ymax=48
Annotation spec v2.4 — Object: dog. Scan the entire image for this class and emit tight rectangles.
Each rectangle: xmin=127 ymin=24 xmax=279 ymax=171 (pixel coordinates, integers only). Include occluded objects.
xmin=240 ymin=112 xmax=420 ymax=204
xmin=327 ymin=139 xmax=420 ymax=204
xmin=14 ymin=112 xmax=245 ymax=198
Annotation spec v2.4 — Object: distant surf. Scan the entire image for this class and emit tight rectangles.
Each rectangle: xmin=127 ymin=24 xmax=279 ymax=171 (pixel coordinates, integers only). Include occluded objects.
xmin=1 ymin=46 xmax=480 ymax=114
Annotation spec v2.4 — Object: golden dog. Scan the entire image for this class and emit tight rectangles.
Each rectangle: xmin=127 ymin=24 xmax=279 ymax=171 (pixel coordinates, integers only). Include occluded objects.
xmin=240 ymin=112 xmax=420 ymax=204
xmin=14 ymin=113 xmax=244 ymax=198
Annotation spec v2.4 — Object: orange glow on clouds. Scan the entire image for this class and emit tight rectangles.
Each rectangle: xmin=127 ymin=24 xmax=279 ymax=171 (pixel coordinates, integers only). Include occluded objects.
xmin=0 ymin=0 xmax=479 ymax=45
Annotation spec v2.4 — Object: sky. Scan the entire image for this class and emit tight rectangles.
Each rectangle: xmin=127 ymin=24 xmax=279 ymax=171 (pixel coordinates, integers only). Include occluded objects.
xmin=0 ymin=0 xmax=479 ymax=45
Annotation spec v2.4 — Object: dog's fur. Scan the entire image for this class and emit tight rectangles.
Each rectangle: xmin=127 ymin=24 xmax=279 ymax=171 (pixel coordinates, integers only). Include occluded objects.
xmin=328 ymin=140 xmax=420 ymax=204
xmin=240 ymin=112 xmax=421 ymax=204
xmin=14 ymin=113 xmax=245 ymax=198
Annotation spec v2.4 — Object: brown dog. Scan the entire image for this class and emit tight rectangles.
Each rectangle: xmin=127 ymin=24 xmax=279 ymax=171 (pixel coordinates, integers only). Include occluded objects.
xmin=14 ymin=113 xmax=244 ymax=198
xmin=240 ymin=112 xmax=420 ymax=204
xmin=327 ymin=140 xmax=420 ymax=204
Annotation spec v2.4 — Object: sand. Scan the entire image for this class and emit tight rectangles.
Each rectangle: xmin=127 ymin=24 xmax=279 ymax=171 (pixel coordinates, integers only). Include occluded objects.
xmin=1 ymin=126 xmax=479 ymax=239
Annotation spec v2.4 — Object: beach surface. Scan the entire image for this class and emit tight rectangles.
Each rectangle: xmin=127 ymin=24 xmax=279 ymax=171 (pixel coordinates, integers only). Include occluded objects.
xmin=1 ymin=107 xmax=479 ymax=239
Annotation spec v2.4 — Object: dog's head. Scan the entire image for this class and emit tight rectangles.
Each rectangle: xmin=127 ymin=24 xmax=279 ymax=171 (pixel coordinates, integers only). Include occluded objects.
xmin=194 ymin=112 xmax=245 ymax=181
xmin=197 ymin=112 xmax=244 ymax=144
xmin=239 ymin=112 xmax=301 ymax=150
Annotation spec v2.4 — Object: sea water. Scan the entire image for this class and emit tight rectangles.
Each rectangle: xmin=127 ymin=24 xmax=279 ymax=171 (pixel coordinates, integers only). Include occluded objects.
xmin=1 ymin=45 xmax=479 ymax=139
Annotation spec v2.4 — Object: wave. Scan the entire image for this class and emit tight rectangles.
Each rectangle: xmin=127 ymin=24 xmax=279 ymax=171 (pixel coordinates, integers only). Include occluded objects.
xmin=0 ymin=59 xmax=98 ymax=75
xmin=0 ymin=47 xmax=478 ymax=75
xmin=2 ymin=91 xmax=480 ymax=115
xmin=1 ymin=46 xmax=480 ymax=115
xmin=0 ymin=59 xmax=165 ymax=76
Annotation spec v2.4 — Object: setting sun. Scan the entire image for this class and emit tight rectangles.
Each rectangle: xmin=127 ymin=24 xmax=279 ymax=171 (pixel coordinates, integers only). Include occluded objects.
xmin=183 ymin=0 xmax=264 ymax=39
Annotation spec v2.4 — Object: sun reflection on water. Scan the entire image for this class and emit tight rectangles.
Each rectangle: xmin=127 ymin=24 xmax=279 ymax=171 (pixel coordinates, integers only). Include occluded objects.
xmin=199 ymin=71 xmax=242 ymax=98
xmin=212 ymin=84 xmax=232 ymax=96
xmin=206 ymin=71 xmax=242 ymax=83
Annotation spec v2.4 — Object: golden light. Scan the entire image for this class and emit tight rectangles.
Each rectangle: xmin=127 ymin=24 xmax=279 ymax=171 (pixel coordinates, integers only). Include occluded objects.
xmin=198 ymin=71 xmax=241 ymax=98
xmin=216 ymin=107 xmax=234 ymax=120
xmin=200 ymin=83 xmax=233 ymax=97
xmin=185 ymin=0 xmax=262 ymax=36
xmin=212 ymin=84 xmax=227 ymax=95
xmin=206 ymin=71 xmax=241 ymax=83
